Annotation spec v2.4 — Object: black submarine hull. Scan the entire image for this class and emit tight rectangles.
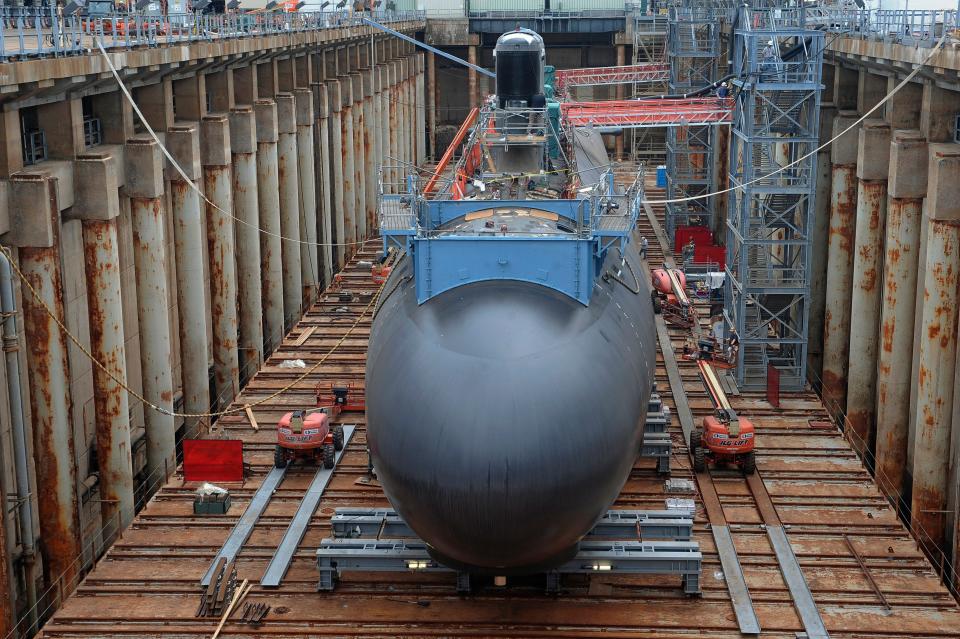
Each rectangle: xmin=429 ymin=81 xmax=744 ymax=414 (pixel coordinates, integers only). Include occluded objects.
xmin=365 ymin=246 xmax=657 ymax=573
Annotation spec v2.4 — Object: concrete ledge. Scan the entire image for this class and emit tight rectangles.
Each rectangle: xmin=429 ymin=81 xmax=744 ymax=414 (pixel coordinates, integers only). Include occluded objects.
xmin=6 ymin=173 xmax=57 ymax=247
xmin=888 ymin=130 xmax=928 ymax=198
xmin=254 ymin=99 xmax=279 ymax=143
xmin=857 ymin=120 xmax=891 ymax=180
xmin=229 ymin=107 xmax=257 ymax=154
xmin=123 ymin=137 xmax=164 ymax=199
xmin=201 ymin=115 xmax=231 ymax=167
xmin=275 ymin=93 xmax=297 ymax=135
xmin=831 ymin=111 xmax=861 ymax=165
xmin=73 ymin=152 xmax=119 ymax=221
xmin=166 ymin=125 xmax=202 ymax=181
xmin=926 ymin=143 xmax=960 ymax=221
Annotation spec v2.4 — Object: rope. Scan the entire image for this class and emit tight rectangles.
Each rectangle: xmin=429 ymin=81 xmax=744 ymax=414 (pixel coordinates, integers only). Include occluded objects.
xmin=640 ymin=29 xmax=949 ymax=207
xmin=95 ymin=37 xmax=368 ymax=250
xmin=0 ymin=242 xmax=385 ymax=419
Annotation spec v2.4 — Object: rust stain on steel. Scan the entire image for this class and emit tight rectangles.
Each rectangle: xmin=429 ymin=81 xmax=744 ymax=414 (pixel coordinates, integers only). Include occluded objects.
xmin=830 ymin=169 xmax=857 ymax=254
xmin=82 ymin=218 xmax=131 ymax=529
xmin=19 ymin=244 xmax=81 ymax=588
xmin=912 ymin=483 xmax=947 ymax=549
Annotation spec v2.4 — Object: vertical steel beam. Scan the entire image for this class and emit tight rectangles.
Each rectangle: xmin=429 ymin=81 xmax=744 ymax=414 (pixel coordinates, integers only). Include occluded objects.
xmin=912 ymin=144 xmax=960 ymax=551
xmin=427 ymin=52 xmax=436 ymax=160
xmin=808 ymin=106 xmax=837 ymax=385
xmin=845 ymin=121 xmax=890 ymax=456
xmin=276 ymin=93 xmax=303 ymax=329
xmin=167 ymin=125 xmax=211 ymax=436
xmin=125 ymin=139 xmax=176 ymax=486
xmin=328 ymin=80 xmax=348 ymax=270
xmin=229 ymin=106 xmax=264 ymax=377
xmin=362 ymin=70 xmax=376 ymax=234
xmin=254 ymin=99 xmax=284 ymax=353
xmin=75 ymin=153 xmax=135 ymax=533
xmin=416 ymin=54 xmax=426 ymax=165
xmin=876 ymin=132 xmax=927 ymax=505
xmin=389 ymin=62 xmax=399 ymax=185
xmin=350 ymin=73 xmax=366 ymax=243
xmin=821 ymin=112 xmax=860 ymax=416
xmin=615 ymin=44 xmax=625 ymax=159
xmin=314 ymin=84 xmax=334 ymax=286
xmin=201 ymin=115 xmax=240 ymax=407
xmin=468 ymin=44 xmax=479 ymax=109
xmin=295 ymin=89 xmax=319 ymax=306
xmin=372 ymin=66 xmax=385 ymax=223
xmin=12 ymin=173 xmax=82 ymax=598
xmin=341 ymin=80 xmax=358 ymax=254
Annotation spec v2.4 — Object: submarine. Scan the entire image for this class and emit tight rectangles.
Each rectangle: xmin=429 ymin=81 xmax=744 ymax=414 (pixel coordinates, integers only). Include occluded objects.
xmin=366 ymin=28 xmax=657 ymax=574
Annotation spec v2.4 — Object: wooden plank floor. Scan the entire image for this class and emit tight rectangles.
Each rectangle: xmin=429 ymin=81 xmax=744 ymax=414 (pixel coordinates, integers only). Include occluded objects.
xmin=40 ymin=206 xmax=960 ymax=637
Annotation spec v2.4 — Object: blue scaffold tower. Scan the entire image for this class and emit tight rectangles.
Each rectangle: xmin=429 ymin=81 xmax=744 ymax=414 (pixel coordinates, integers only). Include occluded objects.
xmin=725 ymin=4 xmax=824 ymax=389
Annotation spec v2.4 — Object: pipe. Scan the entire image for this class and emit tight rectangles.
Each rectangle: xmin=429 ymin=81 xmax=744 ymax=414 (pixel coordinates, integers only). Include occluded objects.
xmin=294 ymin=89 xmax=319 ymax=307
xmin=254 ymin=99 xmax=285 ymax=353
xmin=821 ymin=162 xmax=856 ymax=415
xmin=230 ymin=107 xmax=265 ymax=378
xmin=202 ymin=115 xmax=240 ymax=407
xmin=276 ymin=94 xmax=303 ymax=329
xmin=169 ymin=126 xmax=211 ymax=438
xmin=845 ymin=178 xmax=887 ymax=455
xmin=351 ymin=73 xmax=366 ymax=243
xmin=876 ymin=197 xmax=923 ymax=504
xmin=314 ymin=84 xmax=334 ymax=287
xmin=0 ymin=250 xmax=37 ymax=634
xmin=328 ymin=81 xmax=348 ymax=270
xmin=19 ymin=239 xmax=82 ymax=593
xmin=912 ymin=218 xmax=960 ymax=550
xmin=131 ymin=195 xmax=176 ymax=481
xmin=362 ymin=70 xmax=376 ymax=234
xmin=81 ymin=219 xmax=135 ymax=531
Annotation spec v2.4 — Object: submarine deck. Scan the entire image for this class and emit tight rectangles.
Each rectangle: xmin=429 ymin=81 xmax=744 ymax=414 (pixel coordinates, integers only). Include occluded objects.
xmin=39 ymin=175 xmax=960 ymax=638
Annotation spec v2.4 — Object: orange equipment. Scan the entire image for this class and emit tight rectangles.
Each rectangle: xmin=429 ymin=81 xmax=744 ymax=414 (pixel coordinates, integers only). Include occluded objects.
xmin=681 ymin=335 xmax=735 ymax=369
xmin=275 ymin=409 xmax=344 ymax=469
xmin=316 ymin=382 xmax=365 ymax=414
xmin=690 ymin=360 xmax=755 ymax=475
xmin=651 ymin=266 xmax=693 ymax=328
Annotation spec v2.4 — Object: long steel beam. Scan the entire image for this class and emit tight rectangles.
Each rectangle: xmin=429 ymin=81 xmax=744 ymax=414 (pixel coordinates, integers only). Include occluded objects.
xmin=360 ymin=17 xmax=496 ymax=78
xmin=200 ymin=464 xmax=288 ymax=587
xmin=260 ymin=425 xmax=357 ymax=587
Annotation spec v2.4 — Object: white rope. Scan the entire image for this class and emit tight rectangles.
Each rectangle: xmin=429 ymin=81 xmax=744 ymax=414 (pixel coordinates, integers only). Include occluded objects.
xmin=640 ymin=30 xmax=949 ymax=207
xmin=95 ymin=37 xmax=368 ymax=249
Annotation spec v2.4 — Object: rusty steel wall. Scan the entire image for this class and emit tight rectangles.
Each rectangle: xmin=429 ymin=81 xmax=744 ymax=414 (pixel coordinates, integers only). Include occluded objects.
xmin=0 ymin=35 xmax=423 ymax=633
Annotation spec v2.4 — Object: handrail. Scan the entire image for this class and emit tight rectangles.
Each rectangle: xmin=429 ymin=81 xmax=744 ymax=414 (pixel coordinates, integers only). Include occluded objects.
xmin=422 ymin=107 xmax=479 ymax=198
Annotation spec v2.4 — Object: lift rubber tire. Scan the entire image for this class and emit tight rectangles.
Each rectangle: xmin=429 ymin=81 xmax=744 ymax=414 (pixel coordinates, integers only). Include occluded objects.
xmin=690 ymin=429 xmax=702 ymax=451
xmin=274 ymin=445 xmax=286 ymax=469
xmin=693 ymin=446 xmax=706 ymax=473
xmin=651 ymin=291 xmax=662 ymax=314
xmin=323 ymin=443 xmax=336 ymax=469
xmin=742 ymin=451 xmax=756 ymax=475
xmin=333 ymin=425 xmax=345 ymax=451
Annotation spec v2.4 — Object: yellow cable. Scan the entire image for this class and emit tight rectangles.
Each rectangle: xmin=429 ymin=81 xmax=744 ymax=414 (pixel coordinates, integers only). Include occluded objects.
xmin=0 ymin=242 xmax=386 ymax=419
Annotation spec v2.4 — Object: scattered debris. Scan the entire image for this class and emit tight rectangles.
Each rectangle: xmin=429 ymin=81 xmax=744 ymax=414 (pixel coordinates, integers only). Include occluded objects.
xmin=240 ymin=602 xmax=271 ymax=626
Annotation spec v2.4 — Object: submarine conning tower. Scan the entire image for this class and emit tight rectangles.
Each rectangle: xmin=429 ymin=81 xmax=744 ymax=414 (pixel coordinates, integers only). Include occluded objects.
xmin=493 ymin=28 xmax=546 ymax=110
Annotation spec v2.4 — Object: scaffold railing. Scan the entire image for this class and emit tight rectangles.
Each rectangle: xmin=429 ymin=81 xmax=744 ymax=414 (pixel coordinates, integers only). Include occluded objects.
xmin=554 ymin=63 xmax=670 ymax=96
xmin=563 ymin=98 xmax=732 ymax=129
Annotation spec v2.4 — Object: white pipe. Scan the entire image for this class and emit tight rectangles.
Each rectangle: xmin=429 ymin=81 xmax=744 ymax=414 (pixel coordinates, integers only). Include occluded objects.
xmin=0 ymin=250 xmax=38 ymax=632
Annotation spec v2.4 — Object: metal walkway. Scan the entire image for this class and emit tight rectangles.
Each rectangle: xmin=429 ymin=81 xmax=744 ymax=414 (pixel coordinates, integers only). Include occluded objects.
xmin=554 ymin=63 xmax=671 ymax=96
xmin=563 ymin=98 xmax=732 ymax=129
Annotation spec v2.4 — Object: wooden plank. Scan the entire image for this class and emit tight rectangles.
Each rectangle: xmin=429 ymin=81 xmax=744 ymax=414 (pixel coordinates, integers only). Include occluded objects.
xmin=245 ymin=407 xmax=259 ymax=432
xmin=292 ymin=326 xmax=316 ymax=346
